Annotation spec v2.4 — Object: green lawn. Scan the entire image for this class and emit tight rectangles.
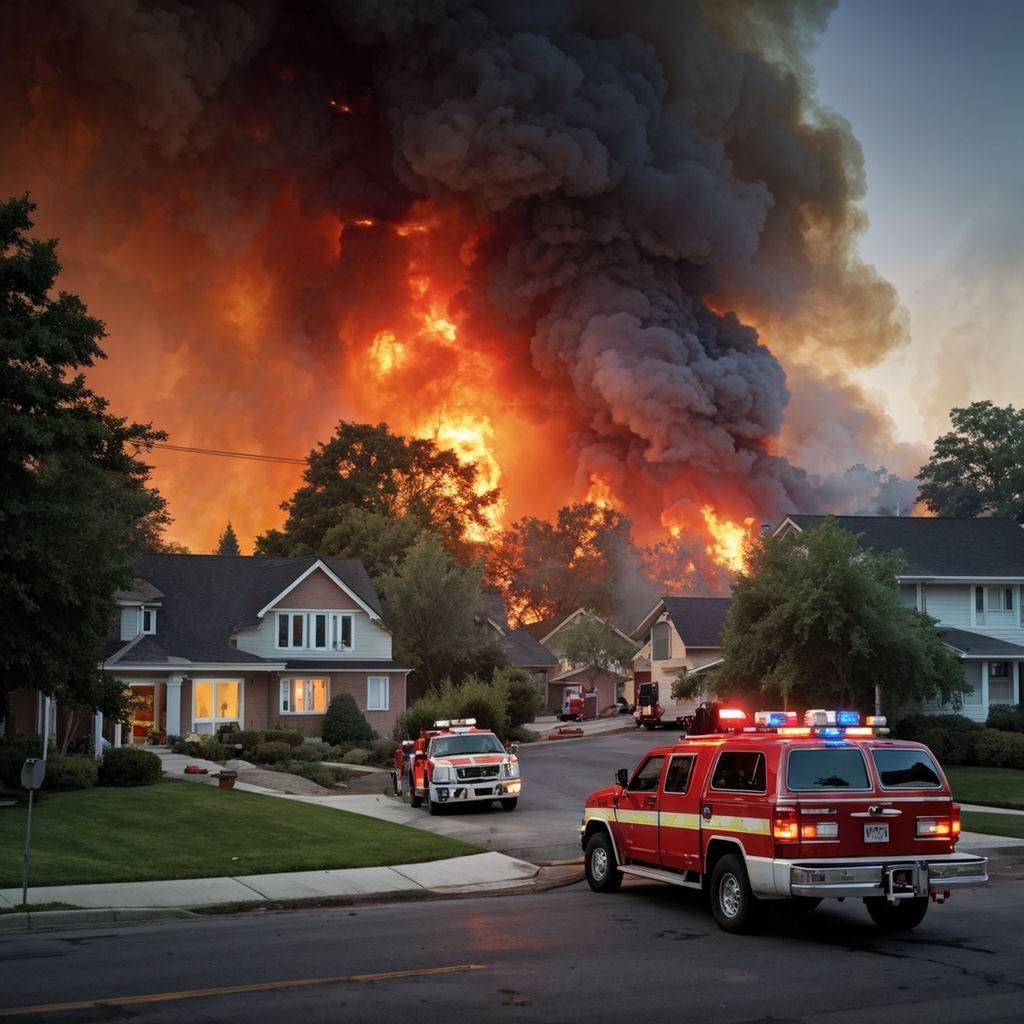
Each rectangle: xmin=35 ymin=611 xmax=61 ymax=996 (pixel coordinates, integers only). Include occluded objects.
xmin=944 ymin=766 xmax=1024 ymax=810
xmin=0 ymin=780 xmax=478 ymax=888
xmin=962 ymin=811 xmax=1024 ymax=840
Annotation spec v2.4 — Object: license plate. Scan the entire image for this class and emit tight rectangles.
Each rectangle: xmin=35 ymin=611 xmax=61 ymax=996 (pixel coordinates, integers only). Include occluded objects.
xmin=864 ymin=823 xmax=890 ymax=843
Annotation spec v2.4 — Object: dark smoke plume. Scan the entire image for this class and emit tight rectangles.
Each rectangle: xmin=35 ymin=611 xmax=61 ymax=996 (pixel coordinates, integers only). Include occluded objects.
xmin=0 ymin=0 xmax=909 ymax=550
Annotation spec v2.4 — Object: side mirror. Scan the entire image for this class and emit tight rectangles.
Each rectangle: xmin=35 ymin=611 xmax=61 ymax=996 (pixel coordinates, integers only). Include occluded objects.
xmin=509 ymin=741 xmax=520 ymax=756
xmin=615 ymin=768 xmax=629 ymax=788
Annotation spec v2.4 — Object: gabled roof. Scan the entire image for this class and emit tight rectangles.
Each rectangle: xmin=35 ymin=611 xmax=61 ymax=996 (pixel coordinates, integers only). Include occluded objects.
xmin=521 ymin=608 xmax=636 ymax=648
xmin=499 ymin=628 xmax=559 ymax=669
xmin=105 ymin=554 xmax=383 ymax=667
xmin=776 ymin=515 xmax=1024 ymax=578
xmin=632 ymin=596 xmax=731 ymax=648
xmin=114 ymin=578 xmax=165 ymax=603
xmin=936 ymin=628 xmax=1024 ymax=658
xmin=521 ymin=615 xmax=563 ymax=642
xmin=475 ymin=590 xmax=510 ymax=634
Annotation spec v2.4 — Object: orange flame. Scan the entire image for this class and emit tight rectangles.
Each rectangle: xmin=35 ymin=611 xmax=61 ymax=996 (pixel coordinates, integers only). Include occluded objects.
xmin=701 ymin=506 xmax=755 ymax=572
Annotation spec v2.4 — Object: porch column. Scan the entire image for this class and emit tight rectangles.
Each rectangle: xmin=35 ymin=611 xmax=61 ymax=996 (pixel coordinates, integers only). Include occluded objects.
xmin=981 ymin=661 xmax=990 ymax=718
xmin=1014 ymin=661 xmax=1021 ymax=705
xmin=92 ymin=710 xmax=104 ymax=762
xmin=165 ymin=676 xmax=183 ymax=737
xmin=113 ymin=722 xmax=123 ymax=748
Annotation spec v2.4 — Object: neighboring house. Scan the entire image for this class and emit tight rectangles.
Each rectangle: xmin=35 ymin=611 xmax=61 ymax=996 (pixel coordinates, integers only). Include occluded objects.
xmin=631 ymin=597 xmax=731 ymax=701
xmin=475 ymin=590 xmax=559 ymax=692
xmin=522 ymin=608 xmax=638 ymax=713
xmin=774 ymin=515 xmax=1024 ymax=722
xmin=8 ymin=554 xmax=410 ymax=745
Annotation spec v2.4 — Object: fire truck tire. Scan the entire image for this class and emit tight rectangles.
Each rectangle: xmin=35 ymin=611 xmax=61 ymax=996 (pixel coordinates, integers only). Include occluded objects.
xmin=585 ymin=833 xmax=622 ymax=893
xmin=500 ymin=797 xmax=518 ymax=811
xmin=409 ymin=773 xmax=423 ymax=808
xmin=427 ymin=791 xmax=442 ymax=815
xmin=710 ymin=854 xmax=760 ymax=933
xmin=864 ymin=896 xmax=929 ymax=931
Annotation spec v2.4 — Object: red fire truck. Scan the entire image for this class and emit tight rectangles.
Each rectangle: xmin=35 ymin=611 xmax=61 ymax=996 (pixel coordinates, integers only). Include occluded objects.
xmin=395 ymin=718 xmax=521 ymax=815
xmin=580 ymin=709 xmax=988 ymax=933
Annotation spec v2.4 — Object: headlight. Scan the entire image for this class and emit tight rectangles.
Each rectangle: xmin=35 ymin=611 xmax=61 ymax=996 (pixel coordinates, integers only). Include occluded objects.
xmin=503 ymin=759 xmax=520 ymax=777
xmin=432 ymin=765 xmax=454 ymax=783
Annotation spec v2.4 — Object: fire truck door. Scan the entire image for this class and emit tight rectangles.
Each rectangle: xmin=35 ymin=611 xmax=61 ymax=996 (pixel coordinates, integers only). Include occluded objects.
xmin=658 ymin=754 xmax=701 ymax=872
xmin=615 ymin=755 xmax=664 ymax=864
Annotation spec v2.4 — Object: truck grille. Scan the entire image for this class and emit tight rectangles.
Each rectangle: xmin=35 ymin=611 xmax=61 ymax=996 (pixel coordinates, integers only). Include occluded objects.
xmin=456 ymin=765 xmax=500 ymax=781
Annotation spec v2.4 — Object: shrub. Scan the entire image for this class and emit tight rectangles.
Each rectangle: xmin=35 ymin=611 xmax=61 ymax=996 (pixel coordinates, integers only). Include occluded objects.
xmin=974 ymin=729 xmax=1024 ymax=770
xmin=44 ymin=754 xmax=98 ymax=791
xmin=402 ymin=676 xmax=511 ymax=738
xmin=504 ymin=676 xmax=542 ymax=728
xmin=230 ymin=730 xmax=264 ymax=755
xmin=292 ymin=763 xmax=351 ymax=787
xmin=288 ymin=744 xmax=324 ymax=762
xmin=987 ymin=704 xmax=1024 ymax=733
xmin=99 ymin=746 xmax=162 ymax=787
xmin=507 ymin=725 xmax=539 ymax=744
xmin=344 ymin=747 xmax=371 ymax=765
xmin=371 ymin=738 xmax=396 ymax=766
xmin=893 ymin=713 xmax=981 ymax=764
xmin=252 ymin=741 xmax=292 ymax=764
xmin=322 ymin=694 xmax=376 ymax=746
xmin=261 ymin=729 xmax=304 ymax=748
xmin=0 ymin=735 xmax=52 ymax=789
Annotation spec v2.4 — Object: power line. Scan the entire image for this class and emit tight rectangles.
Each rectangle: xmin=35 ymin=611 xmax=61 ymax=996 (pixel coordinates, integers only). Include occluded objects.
xmin=145 ymin=442 xmax=306 ymax=466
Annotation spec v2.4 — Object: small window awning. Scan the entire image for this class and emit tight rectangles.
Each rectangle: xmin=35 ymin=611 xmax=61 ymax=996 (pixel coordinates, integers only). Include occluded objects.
xmin=936 ymin=628 xmax=1024 ymax=658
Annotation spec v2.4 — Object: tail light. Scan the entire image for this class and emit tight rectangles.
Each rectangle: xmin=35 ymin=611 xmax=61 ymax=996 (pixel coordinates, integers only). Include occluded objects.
xmin=916 ymin=817 xmax=953 ymax=837
xmin=952 ymin=803 xmax=962 ymax=838
xmin=773 ymin=806 xmax=799 ymax=842
xmin=799 ymin=822 xmax=839 ymax=839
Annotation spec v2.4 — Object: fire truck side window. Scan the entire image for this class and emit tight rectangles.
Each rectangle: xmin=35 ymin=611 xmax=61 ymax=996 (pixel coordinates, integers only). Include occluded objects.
xmin=663 ymin=755 xmax=695 ymax=794
xmin=627 ymin=756 xmax=665 ymax=792
xmin=710 ymin=751 xmax=766 ymax=793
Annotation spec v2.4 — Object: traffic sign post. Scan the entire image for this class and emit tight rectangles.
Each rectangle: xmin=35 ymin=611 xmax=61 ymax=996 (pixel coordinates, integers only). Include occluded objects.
xmin=21 ymin=758 xmax=45 ymax=907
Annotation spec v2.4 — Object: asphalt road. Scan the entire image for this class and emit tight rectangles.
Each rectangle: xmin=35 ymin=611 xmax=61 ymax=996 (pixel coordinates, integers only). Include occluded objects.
xmin=3 ymin=864 xmax=1023 ymax=1023
xmin=402 ymin=727 xmax=660 ymax=862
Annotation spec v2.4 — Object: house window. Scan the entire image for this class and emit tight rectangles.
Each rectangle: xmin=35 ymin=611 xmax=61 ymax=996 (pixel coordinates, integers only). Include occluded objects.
xmin=140 ymin=607 xmax=156 ymax=634
xmin=332 ymin=614 xmax=354 ymax=651
xmin=280 ymin=678 xmax=328 ymax=714
xmin=975 ymin=586 xmax=1016 ymax=626
xmin=652 ymin=621 xmax=670 ymax=662
xmin=276 ymin=611 xmax=353 ymax=650
xmin=367 ymin=676 xmax=389 ymax=711
xmin=277 ymin=612 xmax=306 ymax=649
xmin=192 ymin=680 xmax=242 ymax=735
xmin=988 ymin=661 xmax=1013 ymax=703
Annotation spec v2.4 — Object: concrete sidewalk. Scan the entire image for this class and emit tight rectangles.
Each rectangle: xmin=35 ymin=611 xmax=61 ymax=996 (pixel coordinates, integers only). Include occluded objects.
xmin=0 ymin=851 xmax=538 ymax=913
xmin=524 ymin=714 xmax=635 ymax=739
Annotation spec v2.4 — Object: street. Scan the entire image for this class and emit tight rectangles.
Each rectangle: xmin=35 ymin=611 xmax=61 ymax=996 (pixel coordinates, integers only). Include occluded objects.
xmin=2 ymin=869 xmax=1023 ymax=1023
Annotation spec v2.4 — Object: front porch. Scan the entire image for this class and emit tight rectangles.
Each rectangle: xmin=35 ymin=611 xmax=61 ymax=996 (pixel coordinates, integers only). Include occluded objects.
xmin=934 ymin=628 xmax=1024 ymax=721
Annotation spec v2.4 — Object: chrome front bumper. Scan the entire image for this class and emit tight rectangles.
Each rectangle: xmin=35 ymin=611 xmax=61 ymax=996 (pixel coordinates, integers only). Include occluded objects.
xmin=430 ymin=779 xmax=521 ymax=803
xmin=787 ymin=855 xmax=988 ymax=900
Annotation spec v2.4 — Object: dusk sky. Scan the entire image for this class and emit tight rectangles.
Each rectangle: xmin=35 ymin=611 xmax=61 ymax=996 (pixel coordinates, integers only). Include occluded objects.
xmin=814 ymin=0 xmax=1024 ymax=446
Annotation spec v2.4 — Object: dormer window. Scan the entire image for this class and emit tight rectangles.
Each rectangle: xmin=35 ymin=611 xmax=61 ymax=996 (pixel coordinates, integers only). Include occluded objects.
xmin=140 ymin=607 xmax=157 ymax=634
xmin=276 ymin=611 xmax=354 ymax=651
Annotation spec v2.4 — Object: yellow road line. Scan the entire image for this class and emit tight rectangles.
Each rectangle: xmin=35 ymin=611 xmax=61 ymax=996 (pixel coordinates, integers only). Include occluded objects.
xmin=0 ymin=963 xmax=487 ymax=1017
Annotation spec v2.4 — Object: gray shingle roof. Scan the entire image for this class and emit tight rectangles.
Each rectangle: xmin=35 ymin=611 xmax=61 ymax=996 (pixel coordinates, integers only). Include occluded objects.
xmin=783 ymin=516 xmax=1024 ymax=577
xmin=936 ymin=628 xmax=1024 ymax=658
xmin=105 ymin=555 xmax=382 ymax=666
xmin=500 ymin=628 xmax=559 ymax=668
xmin=521 ymin=615 xmax=564 ymax=642
xmin=662 ymin=597 xmax=732 ymax=648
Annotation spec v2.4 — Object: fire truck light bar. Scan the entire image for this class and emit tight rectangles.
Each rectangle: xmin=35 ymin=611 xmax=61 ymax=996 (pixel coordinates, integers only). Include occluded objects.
xmin=836 ymin=710 xmax=861 ymax=726
xmin=718 ymin=708 xmax=747 ymax=721
xmin=450 ymin=718 xmax=477 ymax=727
xmin=755 ymin=710 xmax=798 ymax=727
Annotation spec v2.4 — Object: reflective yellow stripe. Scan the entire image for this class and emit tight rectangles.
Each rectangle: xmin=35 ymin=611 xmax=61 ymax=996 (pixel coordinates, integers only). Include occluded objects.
xmin=583 ymin=807 xmax=616 ymax=823
xmin=614 ymin=809 xmax=659 ymax=826
xmin=660 ymin=811 xmax=701 ymax=831
xmin=707 ymin=814 xmax=770 ymax=835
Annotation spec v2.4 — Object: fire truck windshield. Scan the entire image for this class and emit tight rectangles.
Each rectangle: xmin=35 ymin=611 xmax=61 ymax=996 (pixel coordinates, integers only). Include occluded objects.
xmin=430 ymin=734 xmax=505 ymax=757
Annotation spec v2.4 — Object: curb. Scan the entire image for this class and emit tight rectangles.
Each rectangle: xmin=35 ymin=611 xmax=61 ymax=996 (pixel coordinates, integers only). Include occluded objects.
xmin=0 ymin=907 xmax=195 ymax=933
xmin=524 ymin=725 xmax=640 ymax=746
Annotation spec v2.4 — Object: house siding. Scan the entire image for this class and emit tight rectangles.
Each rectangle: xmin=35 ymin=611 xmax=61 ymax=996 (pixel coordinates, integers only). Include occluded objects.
xmin=923 ymin=584 xmax=972 ymax=628
xmin=234 ymin=609 xmax=392 ymax=661
xmin=120 ymin=607 xmax=139 ymax=641
xmin=270 ymin=569 xmax=361 ymax=611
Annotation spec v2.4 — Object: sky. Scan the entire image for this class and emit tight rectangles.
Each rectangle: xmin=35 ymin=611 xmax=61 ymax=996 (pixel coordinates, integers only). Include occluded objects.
xmin=812 ymin=0 xmax=1024 ymax=445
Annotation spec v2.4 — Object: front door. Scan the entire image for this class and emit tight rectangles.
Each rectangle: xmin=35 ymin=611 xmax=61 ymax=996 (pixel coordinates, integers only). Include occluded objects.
xmin=131 ymin=685 xmax=155 ymax=743
xmin=615 ymin=755 xmax=665 ymax=864
xmin=658 ymin=753 xmax=702 ymax=872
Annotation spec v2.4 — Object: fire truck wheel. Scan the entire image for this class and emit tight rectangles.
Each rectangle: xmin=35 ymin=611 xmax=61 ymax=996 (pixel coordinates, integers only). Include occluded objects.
xmin=585 ymin=832 xmax=622 ymax=893
xmin=864 ymin=896 xmax=929 ymax=931
xmin=409 ymin=773 xmax=423 ymax=808
xmin=710 ymin=854 xmax=760 ymax=933
xmin=427 ymin=791 xmax=442 ymax=815
xmin=500 ymin=797 xmax=518 ymax=811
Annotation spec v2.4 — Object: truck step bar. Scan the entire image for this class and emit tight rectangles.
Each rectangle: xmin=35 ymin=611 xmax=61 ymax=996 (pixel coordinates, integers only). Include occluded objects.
xmin=621 ymin=864 xmax=702 ymax=890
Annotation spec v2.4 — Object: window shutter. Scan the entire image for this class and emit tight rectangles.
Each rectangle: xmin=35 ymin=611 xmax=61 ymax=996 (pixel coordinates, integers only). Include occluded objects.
xmin=280 ymin=680 xmax=290 ymax=712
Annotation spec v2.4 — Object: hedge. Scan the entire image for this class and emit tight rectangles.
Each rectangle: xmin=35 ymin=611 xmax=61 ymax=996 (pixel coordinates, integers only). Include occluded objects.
xmin=987 ymin=705 xmax=1024 ymax=734
xmin=973 ymin=729 xmax=1024 ymax=770
xmin=893 ymin=713 xmax=982 ymax=765
xmin=252 ymin=741 xmax=293 ymax=764
xmin=99 ymin=746 xmax=162 ymax=787
xmin=44 ymin=754 xmax=99 ymax=791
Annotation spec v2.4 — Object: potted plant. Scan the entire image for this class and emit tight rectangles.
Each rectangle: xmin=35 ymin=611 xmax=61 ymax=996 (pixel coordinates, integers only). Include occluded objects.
xmin=217 ymin=770 xmax=238 ymax=790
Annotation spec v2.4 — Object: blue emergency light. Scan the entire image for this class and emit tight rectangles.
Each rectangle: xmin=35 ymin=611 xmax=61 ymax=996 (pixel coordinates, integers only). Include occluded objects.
xmin=836 ymin=710 xmax=860 ymax=726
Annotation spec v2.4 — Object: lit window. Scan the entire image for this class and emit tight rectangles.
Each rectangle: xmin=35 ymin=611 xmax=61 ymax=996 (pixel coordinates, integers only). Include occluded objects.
xmin=192 ymin=680 xmax=242 ymax=734
xmin=367 ymin=676 xmax=389 ymax=711
xmin=280 ymin=678 xmax=328 ymax=714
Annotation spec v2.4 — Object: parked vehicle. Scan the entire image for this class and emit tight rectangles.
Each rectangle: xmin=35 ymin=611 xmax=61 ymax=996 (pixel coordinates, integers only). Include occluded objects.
xmin=581 ymin=708 xmax=988 ymax=933
xmin=395 ymin=718 xmax=521 ymax=814
xmin=560 ymin=685 xmax=598 ymax=721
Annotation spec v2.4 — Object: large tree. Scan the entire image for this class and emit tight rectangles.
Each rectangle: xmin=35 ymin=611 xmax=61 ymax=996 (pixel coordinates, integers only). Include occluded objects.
xmin=715 ymin=518 xmax=966 ymax=713
xmin=315 ymin=505 xmax=426 ymax=582
xmin=216 ymin=520 xmax=241 ymax=555
xmin=917 ymin=401 xmax=1024 ymax=521
xmin=379 ymin=534 xmax=506 ymax=696
xmin=255 ymin=421 xmax=499 ymax=561
xmin=490 ymin=502 xmax=632 ymax=623
xmin=1 ymin=195 xmax=167 ymax=724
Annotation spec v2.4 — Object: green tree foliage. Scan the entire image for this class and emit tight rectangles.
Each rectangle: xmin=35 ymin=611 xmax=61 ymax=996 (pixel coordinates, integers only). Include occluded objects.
xmin=491 ymin=503 xmax=632 ymax=621
xmin=316 ymin=504 xmax=425 ymax=581
xmin=380 ymin=535 xmax=506 ymax=693
xmin=0 ymin=195 xmax=167 ymax=723
xmin=495 ymin=666 xmax=543 ymax=727
xmin=559 ymin=614 xmax=635 ymax=692
xmin=716 ymin=518 xmax=967 ymax=713
xmin=917 ymin=401 xmax=1024 ymax=520
xmin=322 ymin=693 xmax=376 ymax=746
xmin=216 ymin=520 xmax=241 ymax=555
xmin=402 ymin=676 xmax=511 ymax=739
xmin=254 ymin=422 xmax=500 ymax=561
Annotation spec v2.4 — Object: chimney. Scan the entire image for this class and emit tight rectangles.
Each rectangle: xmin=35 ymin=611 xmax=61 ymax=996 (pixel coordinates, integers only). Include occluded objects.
xmin=759 ymin=523 xmax=773 ymax=537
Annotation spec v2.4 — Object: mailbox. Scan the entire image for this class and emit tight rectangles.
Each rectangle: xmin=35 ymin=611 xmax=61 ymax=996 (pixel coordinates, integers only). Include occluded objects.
xmin=21 ymin=758 xmax=45 ymax=791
